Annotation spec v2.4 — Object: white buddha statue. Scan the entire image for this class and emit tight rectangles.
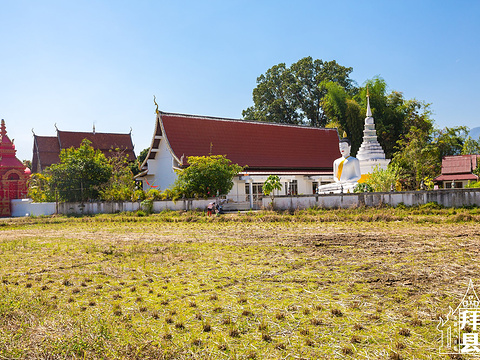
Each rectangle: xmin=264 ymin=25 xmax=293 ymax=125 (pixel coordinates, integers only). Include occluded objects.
xmin=333 ymin=138 xmax=361 ymax=184
xmin=317 ymin=137 xmax=361 ymax=194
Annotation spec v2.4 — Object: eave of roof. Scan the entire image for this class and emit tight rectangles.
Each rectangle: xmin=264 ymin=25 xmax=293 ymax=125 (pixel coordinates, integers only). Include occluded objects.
xmin=434 ymin=174 xmax=479 ymax=181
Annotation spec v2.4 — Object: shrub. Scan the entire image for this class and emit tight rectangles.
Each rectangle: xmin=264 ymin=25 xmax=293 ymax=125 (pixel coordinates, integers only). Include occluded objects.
xmin=172 ymin=155 xmax=243 ymax=199
xmin=140 ymin=199 xmax=153 ymax=214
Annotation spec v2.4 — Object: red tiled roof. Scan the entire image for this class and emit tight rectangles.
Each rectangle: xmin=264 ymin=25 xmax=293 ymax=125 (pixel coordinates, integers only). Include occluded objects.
xmin=434 ymin=174 xmax=478 ymax=181
xmin=159 ymin=112 xmax=340 ymax=170
xmin=32 ymin=136 xmax=60 ymax=172
xmin=58 ymin=131 xmax=135 ymax=160
xmin=35 ymin=136 xmax=60 ymax=153
xmin=32 ymin=131 xmax=136 ymax=172
xmin=441 ymin=155 xmax=479 ymax=175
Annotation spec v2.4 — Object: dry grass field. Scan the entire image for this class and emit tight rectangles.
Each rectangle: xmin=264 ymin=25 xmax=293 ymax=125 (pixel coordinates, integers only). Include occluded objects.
xmin=1 ymin=206 xmax=480 ymax=359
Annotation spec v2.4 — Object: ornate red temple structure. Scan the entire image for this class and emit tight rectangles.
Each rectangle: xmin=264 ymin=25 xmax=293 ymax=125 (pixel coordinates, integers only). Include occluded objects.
xmin=0 ymin=119 xmax=30 ymax=216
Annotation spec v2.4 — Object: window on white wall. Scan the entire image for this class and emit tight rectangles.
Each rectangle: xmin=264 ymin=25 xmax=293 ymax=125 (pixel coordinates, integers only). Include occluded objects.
xmin=245 ymin=183 xmax=263 ymax=201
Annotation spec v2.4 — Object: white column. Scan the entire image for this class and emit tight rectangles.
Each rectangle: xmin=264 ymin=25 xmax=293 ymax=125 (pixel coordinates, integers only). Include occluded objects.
xmin=248 ymin=180 xmax=254 ymax=209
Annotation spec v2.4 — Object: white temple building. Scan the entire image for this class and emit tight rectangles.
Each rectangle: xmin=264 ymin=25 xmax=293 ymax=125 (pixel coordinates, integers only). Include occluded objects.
xmin=356 ymin=94 xmax=390 ymax=180
xmin=136 ymin=109 xmax=341 ymax=208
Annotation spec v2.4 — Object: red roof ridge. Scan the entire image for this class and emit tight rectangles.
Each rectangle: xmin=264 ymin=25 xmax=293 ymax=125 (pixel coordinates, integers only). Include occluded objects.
xmin=159 ymin=111 xmax=337 ymax=132
xmin=57 ymin=129 xmax=132 ymax=136
xmin=443 ymin=154 xmax=479 ymax=159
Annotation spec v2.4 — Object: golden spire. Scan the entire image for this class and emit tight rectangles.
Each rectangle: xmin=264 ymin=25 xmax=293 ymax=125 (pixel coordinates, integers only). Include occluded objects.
xmin=153 ymin=95 xmax=159 ymax=114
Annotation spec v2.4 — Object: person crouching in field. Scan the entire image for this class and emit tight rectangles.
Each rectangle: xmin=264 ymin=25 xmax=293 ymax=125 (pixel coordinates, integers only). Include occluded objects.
xmin=207 ymin=202 xmax=215 ymax=216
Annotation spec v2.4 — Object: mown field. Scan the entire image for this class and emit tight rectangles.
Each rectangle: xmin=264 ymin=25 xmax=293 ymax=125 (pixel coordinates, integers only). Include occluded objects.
xmin=1 ymin=206 xmax=480 ymax=359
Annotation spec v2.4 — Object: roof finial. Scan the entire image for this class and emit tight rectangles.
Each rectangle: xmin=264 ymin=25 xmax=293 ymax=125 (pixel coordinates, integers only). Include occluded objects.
xmin=54 ymin=123 xmax=58 ymax=131
xmin=366 ymin=88 xmax=372 ymax=117
xmin=93 ymin=123 xmax=96 ymax=134
xmin=153 ymin=95 xmax=159 ymax=114
xmin=1 ymin=119 xmax=6 ymax=138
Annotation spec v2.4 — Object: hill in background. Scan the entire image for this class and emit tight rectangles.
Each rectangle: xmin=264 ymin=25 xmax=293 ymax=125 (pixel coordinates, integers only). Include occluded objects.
xmin=470 ymin=126 xmax=480 ymax=139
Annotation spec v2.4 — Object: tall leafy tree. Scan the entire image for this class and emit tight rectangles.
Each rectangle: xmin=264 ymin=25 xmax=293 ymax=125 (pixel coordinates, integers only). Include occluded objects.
xmin=243 ymin=57 xmax=354 ymax=127
xmin=322 ymin=81 xmax=363 ymax=154
xmin=242 ymin=63 xmax=300 ymax=125
xmin=100 ymin=150 xmax=137 ymax=201
xmin=433 ymin=126 xmax=469 ymax=159
xmin=391 ymin=127 xmax=439 ymax=190
xmin=290 ymin=57 xmax=354 ymax=127
xmin=47 ymin=139 xmax=112 ymax=202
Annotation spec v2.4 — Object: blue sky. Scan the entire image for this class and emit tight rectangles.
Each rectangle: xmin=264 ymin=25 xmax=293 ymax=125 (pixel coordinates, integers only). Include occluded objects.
xmin=1 ymin=0 xmax=479 ymax=161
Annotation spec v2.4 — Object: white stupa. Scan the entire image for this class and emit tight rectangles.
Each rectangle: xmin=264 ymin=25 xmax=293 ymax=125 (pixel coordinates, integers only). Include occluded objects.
xmin=356 ymin=94 xmax=390 ymax=177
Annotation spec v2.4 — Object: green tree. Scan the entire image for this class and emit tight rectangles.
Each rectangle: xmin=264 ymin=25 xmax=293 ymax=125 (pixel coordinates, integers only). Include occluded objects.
xmin=242 ymin=63 xmax=300 ymax=125
xmin=391 ymin=127 xmax=439 ymax=190
xmin=262 ymin=175 xmax=283 ymax=207
xmin=473 ymin=163 xmax=480 ymax=178
xmin=290 ymin=57 xmax=354 ymax=127
xmin=243 ymin=57 xmax=354 ymax=127
xmin=433 ymin=126 xmax=469 ymax=159
xmin=322 ymin=82 xmax=363 ymax=154
xmin=28 ymin=173 xmax=55 ymax=202
xmin=172 ymin=155 xmax=243 ymax=199
xmin=100 ymin=150 xmax=137 ymax=201
xmin=47 ymin=139 xmax=112 ymax=202
xmin=462 ymin=136 xmax=480 ymax=155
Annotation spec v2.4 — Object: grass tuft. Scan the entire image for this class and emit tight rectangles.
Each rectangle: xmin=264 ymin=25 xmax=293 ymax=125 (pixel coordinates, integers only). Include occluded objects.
xmin=229 ymin=328 xmax=240 ymax=338
xmin=342 ymin=346 xmax=353 ymax=355
xmin=331 ymin=308 xmax=343 ymax=317
xmin=203 ymin=321 xmax=211 ymax=332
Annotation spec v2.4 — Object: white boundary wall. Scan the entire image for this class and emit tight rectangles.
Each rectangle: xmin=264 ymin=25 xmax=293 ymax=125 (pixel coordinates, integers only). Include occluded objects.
xmin=10 ymin=189 xmax=480 ymax=217
xmin=262 ymin=189 xmax=480 ymax=210
xmin=11 ymin=199 xmax=56 ymax=217
xmin=56 ymin=198 xmax=215 ymax=215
